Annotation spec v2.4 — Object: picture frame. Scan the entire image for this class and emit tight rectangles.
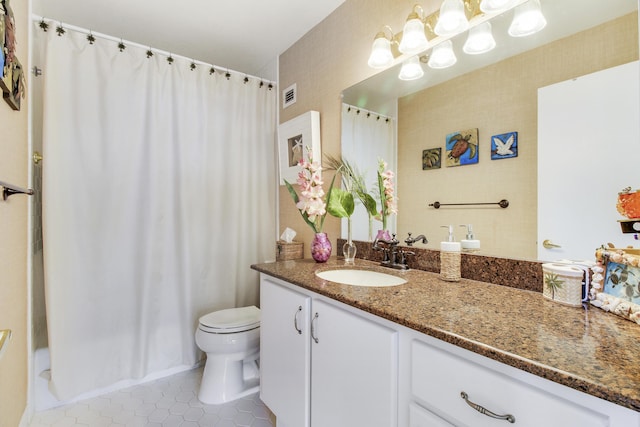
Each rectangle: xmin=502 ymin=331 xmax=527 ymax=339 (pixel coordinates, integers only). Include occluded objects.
xmin=422 ymin=148 xmax=441 ymax=170
xmin=278 ymin=111 xmax=321 ymax=185
xmin=444 ymin=128 xmax=478 ymax=167
xmin=590 ymin=247 xmax=640 ymax=326
xmin=490 ymin=131 xmax=518 ymax=160
xmin=1 ymin=57 xmax=21 ymax=110
xmin=1 ymin=0 xmax=22 ymax=111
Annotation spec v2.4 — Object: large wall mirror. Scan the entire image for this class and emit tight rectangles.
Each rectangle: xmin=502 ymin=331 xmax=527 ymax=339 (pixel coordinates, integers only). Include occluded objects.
xmin=342 ymin=0 xmax=639 ymax=261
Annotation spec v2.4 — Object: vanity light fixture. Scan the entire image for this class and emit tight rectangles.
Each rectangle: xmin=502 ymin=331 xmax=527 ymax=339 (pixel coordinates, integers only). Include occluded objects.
xmin=463 ymin=21 xmax=496 ymax=54
xmin=398 ymin=56 xmax=425 ymax=81
xmin=368 ymin=0 xmax=546 ymax=79
xmin=508 ymin=0 xmax=547 ymax=37
xmin=368 ymin=26 xmax=397 ymax=69
xmin=398 ymin=5 xmax=430 ymax=55
xmin=428 ymin=40 xmax=457 ymax=69
xmin=434 ymin=0 xmax=470 ymax=37
xmin=479 ymin=0 xmax=519 ymax=14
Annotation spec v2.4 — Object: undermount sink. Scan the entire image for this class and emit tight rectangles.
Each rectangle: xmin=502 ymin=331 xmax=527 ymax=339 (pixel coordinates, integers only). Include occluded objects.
xmin=315 ymin=269 xmax=407 ymax=287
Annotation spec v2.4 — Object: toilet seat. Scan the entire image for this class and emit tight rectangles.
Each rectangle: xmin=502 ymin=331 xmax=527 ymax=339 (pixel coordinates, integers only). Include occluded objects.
xmin=198 ymin=306 xmax=260 ymax=334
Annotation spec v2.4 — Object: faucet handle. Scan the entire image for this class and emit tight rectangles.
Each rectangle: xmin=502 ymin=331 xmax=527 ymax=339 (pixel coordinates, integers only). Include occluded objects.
xmin=405 ymin=232 xmax=414 ymax=246
xmin=398 ymin=249 xmax=415 ymax=266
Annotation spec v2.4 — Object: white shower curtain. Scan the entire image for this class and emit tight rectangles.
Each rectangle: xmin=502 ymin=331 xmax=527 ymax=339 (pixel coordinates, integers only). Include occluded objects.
xmin=341 ymin=103 xmax=396 ymax=241
xmin=35 ymin=26 xmax=276 ymax=400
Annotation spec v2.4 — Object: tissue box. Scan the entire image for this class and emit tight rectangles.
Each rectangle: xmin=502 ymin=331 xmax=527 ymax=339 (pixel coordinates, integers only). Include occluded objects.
xmin=276 ymin=241 xmax=303 ymax=261
xmin=542 ymin=263 xmax=585 ymax=307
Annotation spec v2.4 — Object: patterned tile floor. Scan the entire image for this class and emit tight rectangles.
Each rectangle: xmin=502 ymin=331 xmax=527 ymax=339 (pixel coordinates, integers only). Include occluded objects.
xmin=29 ymin=367 xmax=274 ymax=427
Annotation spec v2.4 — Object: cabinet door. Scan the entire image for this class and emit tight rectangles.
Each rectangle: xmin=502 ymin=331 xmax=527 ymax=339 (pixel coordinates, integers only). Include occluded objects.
xmin=260 ymin=277 xmax=311 ymax=427
xmin=311 ymin=299 xmax=398 ymax=427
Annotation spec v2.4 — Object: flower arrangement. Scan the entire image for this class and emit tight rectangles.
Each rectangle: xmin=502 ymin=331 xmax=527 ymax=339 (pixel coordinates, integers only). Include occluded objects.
xmin=375 ymin=159 xmax=398 ymax=231
xmin=284 ymin=149 xmax=336 ymax=234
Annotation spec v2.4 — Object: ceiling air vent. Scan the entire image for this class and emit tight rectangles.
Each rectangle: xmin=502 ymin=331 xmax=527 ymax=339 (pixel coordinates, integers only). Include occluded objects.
xmin=283 ymin=84 xmax=297 ymax=109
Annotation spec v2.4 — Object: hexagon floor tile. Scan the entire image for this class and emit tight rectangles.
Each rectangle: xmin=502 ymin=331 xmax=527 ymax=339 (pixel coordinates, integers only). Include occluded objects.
xmin=29 ymin=367 xmax=274 ymax=427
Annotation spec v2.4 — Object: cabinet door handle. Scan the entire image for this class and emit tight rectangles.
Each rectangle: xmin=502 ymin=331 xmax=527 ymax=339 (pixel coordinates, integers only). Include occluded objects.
xmin=460 ymin=391 xmax=515 ymax=423
xmin=310 ymin=312 xmax=319 ymax=344
xmin=293 ymin=306 xmax=303 ymax=335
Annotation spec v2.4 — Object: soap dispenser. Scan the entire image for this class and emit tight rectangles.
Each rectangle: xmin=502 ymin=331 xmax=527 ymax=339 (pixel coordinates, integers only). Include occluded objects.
xmin=440 ymin=225 xmax=461 ymax=282
xmin=460 ymin=224 xmax=481 ymax=252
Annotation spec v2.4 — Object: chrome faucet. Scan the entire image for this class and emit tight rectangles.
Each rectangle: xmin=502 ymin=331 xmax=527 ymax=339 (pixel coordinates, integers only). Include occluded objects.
xmin=373 ymin=234 xmax=412 ymax=270
xmin=404 ymin=232 xmax=428 ymax=246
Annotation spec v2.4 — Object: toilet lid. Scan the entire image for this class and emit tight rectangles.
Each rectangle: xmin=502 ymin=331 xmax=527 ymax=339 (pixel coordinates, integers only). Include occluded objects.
xmin=199 ymin=306 xmax=260 ymax=333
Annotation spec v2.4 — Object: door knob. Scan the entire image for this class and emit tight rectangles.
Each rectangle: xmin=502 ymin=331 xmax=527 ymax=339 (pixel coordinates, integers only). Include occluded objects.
xmin=543 ymin=239 xmax=561 ymax=249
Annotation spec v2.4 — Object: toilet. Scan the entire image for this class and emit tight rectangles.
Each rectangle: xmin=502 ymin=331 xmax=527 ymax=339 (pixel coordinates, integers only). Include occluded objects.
xmin=195 ymin=305 xmax=261 ymax=404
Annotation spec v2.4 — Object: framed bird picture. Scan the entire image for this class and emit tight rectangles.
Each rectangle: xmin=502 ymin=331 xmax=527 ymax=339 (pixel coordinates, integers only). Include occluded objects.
xmin=491 ymin=132 xmax=518 ymax=160
xmin=445 ymin=128 xmax=478 ymax=167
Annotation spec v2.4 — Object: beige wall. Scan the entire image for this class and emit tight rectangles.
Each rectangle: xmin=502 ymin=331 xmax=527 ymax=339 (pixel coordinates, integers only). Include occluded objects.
xmin=280 ymin=2 xmax=638 ymax=260
xmin=278 ymin=0 xmax=440 ymax=257
xmin=398 ymin=13 xmax=639 ymax=259
xmin=0 ymin=0 xmax=30 ymax=425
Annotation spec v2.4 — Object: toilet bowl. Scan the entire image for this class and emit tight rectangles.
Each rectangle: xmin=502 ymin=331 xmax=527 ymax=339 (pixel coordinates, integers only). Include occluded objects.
xmin=195 ymin=305 xmax=260 ymax=404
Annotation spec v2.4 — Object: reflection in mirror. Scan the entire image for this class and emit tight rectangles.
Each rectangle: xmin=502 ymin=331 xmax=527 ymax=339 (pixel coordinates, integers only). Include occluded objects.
xmin=342 ymin=0 xmax=639 ymax=260
xmin=340 ymin=104 xmax=396 ymax=241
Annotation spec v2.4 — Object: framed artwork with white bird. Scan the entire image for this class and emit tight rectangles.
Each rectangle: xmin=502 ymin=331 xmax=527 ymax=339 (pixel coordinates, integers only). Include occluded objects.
xmin=491 ymin=131 xmax=518 ymax=160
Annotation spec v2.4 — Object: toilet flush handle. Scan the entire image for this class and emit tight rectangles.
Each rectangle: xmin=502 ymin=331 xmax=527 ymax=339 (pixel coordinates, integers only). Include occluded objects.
xmin=293 ymin=306 xmax=303 ymax=335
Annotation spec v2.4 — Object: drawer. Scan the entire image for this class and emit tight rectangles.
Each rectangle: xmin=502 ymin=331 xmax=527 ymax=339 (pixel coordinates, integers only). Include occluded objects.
xmin=410 ymin=402 xmax=455 ymax=427
xmin=411 ymin=339 xmax=608 ymax=427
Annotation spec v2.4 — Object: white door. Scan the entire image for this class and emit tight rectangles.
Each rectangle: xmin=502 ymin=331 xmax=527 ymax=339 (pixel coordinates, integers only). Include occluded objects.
xmin=259 ymin=277 xmax=311 ymax=427
xmin=310 ymin=299 xmax=398 ymax=427
xmin=538 ymin=61 xmax=640 ymax=261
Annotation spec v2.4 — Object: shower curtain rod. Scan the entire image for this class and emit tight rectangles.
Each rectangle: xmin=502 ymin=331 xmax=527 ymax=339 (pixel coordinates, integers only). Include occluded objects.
xmin=344 ymin=103 xmax=394 ymax=122
xmin=31 ymin=14 xmax=276 ymax=85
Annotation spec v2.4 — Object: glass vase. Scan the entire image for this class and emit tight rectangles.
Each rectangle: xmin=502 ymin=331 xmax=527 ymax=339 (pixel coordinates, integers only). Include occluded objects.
xmin=311 ymin=232 xmax=332 ymax=263
xmin=376 ymin=229 xmax=392 ymax=241
xmin=343 ymin=218 xmax=357 ymax=263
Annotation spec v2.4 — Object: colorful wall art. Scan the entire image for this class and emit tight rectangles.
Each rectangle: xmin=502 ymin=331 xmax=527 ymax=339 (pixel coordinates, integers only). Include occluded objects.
xmin=491 ymin=131 xmax=518 ymax=160
xmin=1 ymin=0 xmax=24 ymax=111
xmin=422 ymin=148 xmax=441 ymax=170
xmin=445 ymin=128 xmax=478 ymax=167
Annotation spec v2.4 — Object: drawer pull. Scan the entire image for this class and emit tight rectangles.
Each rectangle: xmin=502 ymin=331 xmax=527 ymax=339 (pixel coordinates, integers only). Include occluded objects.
xmin=311 ymin=313 xmax=319 ymax=343
xmin=461 ymin=391 xmax=515 ymax=423
xmin=293 ymin=306 xmax=303 ymax=334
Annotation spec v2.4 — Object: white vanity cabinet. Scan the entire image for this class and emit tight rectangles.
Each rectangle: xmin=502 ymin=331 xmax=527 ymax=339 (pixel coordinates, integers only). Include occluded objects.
xmin=259 ymin=274 xmax=398 ymax=427
xmin=404 ymin=331 xmax=640 ymax=427
xmin=259 ymin=272 xmax=640 ymax=427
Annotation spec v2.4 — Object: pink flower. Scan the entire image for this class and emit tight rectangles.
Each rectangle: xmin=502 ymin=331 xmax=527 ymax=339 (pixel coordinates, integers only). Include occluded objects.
xmin=284 ymin=147 xmax=334 ymax=234
xmin=377 ymin=158 xmax=397 ymax=229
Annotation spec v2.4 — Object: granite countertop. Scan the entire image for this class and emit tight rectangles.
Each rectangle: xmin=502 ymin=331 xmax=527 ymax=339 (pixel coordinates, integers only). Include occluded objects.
xmin=252 ymin=257 xmax=640 ymax=412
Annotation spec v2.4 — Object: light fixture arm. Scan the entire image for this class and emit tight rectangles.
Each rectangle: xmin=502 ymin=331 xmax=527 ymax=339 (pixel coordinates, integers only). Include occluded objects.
xmin=378 ymin=25 xmax=397 ymax=45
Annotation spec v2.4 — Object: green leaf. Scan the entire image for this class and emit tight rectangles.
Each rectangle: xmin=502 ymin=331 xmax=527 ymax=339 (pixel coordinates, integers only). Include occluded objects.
xmin=284 ymin=179 xmax=319 ymax=233
xmin=318 ymin=173 xmax=338 ymax=232
xmin=284 ymin=179 xmax=300 ymax=204
xmin=361 ymin=193 xmax=378 ymax=217
xmin=327 ymin=188 xmax=355 ymax=218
